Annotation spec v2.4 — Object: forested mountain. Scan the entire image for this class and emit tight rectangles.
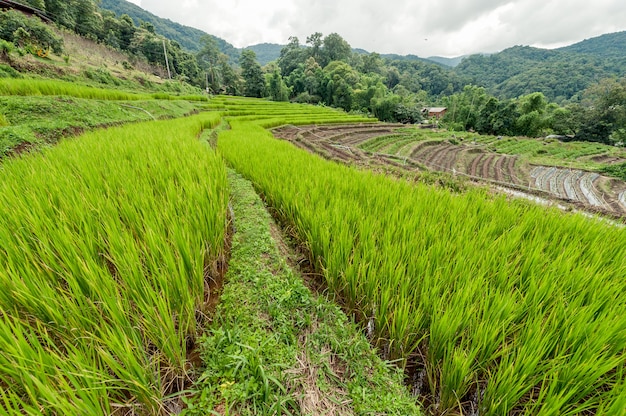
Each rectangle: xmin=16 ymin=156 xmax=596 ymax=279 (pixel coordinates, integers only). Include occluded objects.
xmin=455 ymin=32 xmax=626 ymax=102
xmin=558 ymin=30 xmax=626 ymax=59
xmin=99 ymin=0 xmax=239 ymax=61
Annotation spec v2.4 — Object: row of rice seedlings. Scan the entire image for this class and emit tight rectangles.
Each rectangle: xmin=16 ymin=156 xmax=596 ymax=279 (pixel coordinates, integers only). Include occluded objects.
xmin=256 ymin=115 xmax=374 ymax=129
xmin=0 ymin=113 xmax=228 ymax=413
xmin=358 ymin=134 xmax=406 ymax=152
xmin=216 ymin=102 xmax=626 ymax=414
xmin=0 ymin=78 xmax=207 ymax=101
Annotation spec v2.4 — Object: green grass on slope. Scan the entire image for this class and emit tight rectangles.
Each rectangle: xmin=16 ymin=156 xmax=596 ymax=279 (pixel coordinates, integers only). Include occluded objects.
xmin=0 ymin=95 xmax=203 ymax=156
xmin=0 ymin=78 xmax=208 ymax=101
xmin=183 ymin=171 xmax=419 ymax=415
xmin=0 ymin=114 xmax=228 ymax=414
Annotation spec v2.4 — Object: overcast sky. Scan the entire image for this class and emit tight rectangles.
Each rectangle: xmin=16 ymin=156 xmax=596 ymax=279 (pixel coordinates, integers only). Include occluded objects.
xmin=127 ymin=0 xmax=626 ymax=57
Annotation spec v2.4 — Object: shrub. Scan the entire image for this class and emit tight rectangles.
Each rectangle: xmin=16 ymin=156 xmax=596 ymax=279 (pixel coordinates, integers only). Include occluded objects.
xmin=0 ymin=10 xmax=63 ymax=54
xmin=0 ymin=64 xmax=21 ymax=78
xmin=0 ymin=39 xmax=14 ymax=56
xmin=83 ymin=68 xmax=121 ymax=86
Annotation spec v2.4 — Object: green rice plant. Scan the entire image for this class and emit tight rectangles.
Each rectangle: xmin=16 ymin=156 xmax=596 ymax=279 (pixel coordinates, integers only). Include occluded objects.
xmin=215 ymin=96 xmax=626 ymax=414
xmin=0 ymin=78 xmax=149 ymax=100
xmin=0 ymin=113 xmax=228 ymax=412
xmin=0 ymin=78 xmax=208 ymax=102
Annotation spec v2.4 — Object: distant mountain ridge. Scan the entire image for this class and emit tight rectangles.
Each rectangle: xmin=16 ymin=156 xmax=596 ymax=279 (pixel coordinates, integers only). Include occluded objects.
xmin=558 ymin=30 xmax=626 ymax=59
xmin=426 ymin=56 xmax=467 ymax=67
xmin=454 ymin=32 xmax=626 ymax=102
xmin=244 ymin=43 xmax=283 ymax=65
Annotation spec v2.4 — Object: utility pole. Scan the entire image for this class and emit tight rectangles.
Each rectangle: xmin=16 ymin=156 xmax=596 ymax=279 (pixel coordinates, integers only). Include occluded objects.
xmin=162 ymin=39 xmax=171 ymax=79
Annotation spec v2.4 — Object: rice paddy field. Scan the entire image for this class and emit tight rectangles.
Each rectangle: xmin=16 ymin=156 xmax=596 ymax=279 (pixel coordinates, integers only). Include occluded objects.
xmin=0 ymin=114 xmax=228 ymax=413
xmin=2 ymin=94 xmax=626 ymax=415
xmin=216 ymin=98 xmax=626 ymax=415
xmin=0 ymin=78 xmax=208 ymax=102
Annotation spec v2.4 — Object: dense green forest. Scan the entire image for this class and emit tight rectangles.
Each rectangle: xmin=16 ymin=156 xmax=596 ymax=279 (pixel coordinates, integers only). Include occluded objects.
xmin=2 ymin=0 xmax=625 ymax=144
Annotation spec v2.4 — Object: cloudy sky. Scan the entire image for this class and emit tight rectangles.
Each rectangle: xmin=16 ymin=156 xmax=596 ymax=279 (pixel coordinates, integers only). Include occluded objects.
xmin=127 ymin=0 xmax=625 ymax=57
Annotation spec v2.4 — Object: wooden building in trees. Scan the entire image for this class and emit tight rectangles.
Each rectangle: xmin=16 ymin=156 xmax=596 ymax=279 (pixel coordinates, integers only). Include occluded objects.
xmin=423 ymin=107 xmax=448 ymax=119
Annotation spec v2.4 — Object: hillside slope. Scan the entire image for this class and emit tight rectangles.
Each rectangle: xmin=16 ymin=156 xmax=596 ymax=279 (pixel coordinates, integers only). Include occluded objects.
xmin=99 ymin=0 xmax=240 ymax=61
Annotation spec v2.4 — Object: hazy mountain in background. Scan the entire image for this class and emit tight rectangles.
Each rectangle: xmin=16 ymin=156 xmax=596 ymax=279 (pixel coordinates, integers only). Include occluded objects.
xmin=244 ymin=43 xmax=283 ymax=65
xmin=426 ymin=56 xmax=467 ymax=67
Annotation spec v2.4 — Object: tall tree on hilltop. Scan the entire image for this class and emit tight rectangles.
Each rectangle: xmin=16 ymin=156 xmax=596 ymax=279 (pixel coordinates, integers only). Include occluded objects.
xmin=278 ymin=36 xmax=304 ymax=76
xmin=320 ymin=33 xmax=351 ymax=67
xmin=306 ymin=32 xmax=323 ymax=63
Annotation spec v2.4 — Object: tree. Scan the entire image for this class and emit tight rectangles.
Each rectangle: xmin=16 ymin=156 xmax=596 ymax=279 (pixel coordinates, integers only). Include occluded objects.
xmin=240 ymin=49 xmax=265 ymax=98
xmin=268 ymin=71 xmax=289 ymax=101
xmin=320 ymin=33 xmax=351 ymax=67
xmin=546 ymin=105 xmax=576 ymax=136
xmin=360 ymin=52 xmax=384 ymax=75
xmin=442 ymin=85 xmax=489 ymax=131
xmin=43 ymin=0 xmax=74 ymax=28
xmin=574 ymin=77 xmax=626 ymax=143
xmin=323 ymin=61 xmax=359 ymax=111
xmin=476 ymin=96 xmax=500 ymax=135
xmin=218 ymin=54 xmax=242 ymax=95
xmin=306 ymin=32 xmax=323 ymax=62
xmin=197 ymin=35 xmax=221 ymax=92
xmin=24 ymin=0 xmax=45 ymax=10
xmin=117 ymin=14 xmax=136 ymax=50
xmin=278 ymin=36 xmax=304 ymax=76
xmin=0 ymin=10 xmax=63 ymax=53
xmin=372 ymin=94 xmax=401 ymax=122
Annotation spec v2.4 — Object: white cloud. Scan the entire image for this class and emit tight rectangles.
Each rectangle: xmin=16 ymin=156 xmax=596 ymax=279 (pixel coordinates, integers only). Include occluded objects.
xmin=132 ymin=0 xmax=625 ymax=57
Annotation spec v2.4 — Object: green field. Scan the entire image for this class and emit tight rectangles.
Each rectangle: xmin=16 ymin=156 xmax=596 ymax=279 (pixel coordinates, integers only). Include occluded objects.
xmin=0 ymin=114 xmax=228 ymax=413
xmin=216 ymin=98 xmax=626 ymax=415
xmin=1 ymin=95 xmax=626 ymax=415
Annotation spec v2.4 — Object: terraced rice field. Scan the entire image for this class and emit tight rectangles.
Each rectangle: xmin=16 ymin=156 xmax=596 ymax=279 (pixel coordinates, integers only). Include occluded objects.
xmin=4 ymin=95 xmax=626 ymax=415
xmin=220 ymin=97 xmax=626 ymax=415
xmin=273 ymin=124 xmax=626 ymax=216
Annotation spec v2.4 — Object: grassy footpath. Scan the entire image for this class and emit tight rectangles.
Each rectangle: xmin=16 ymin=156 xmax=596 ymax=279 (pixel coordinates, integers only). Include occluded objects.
xmin=183 ymin=171 xmax=420 ymax=415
